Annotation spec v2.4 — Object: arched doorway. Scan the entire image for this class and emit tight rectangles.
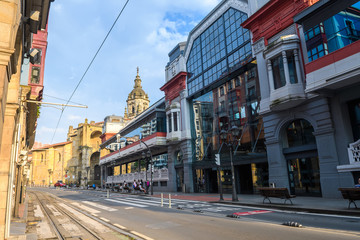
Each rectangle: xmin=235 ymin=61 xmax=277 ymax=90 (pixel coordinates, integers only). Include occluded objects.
xmin=90 ymin=152 xmax=100 ymax=182
xmin=282 ymin=119 xmax=321 ymax=197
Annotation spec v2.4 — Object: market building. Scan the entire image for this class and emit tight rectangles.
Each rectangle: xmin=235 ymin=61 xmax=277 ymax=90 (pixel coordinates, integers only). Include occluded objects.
xmin=242 ymin=0 xmax=360 ymax=198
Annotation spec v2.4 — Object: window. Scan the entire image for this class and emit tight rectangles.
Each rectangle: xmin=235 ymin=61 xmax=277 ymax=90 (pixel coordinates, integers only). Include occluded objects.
xmin=235 ymin=76 xmax=241 ymax=87
xmin=173 ymin=112 xmax=178 ymax=131
xmin=220 ymin=86 xmax=224 ymax=96
xmin=168 ymin=114 xmax=172 ymax=133
xmin=271 ymin=55 xmax=286 ymax=89
xmin=248 ymin=86 xmax=255 ymax=97
xmin=307 ymin=43 xmax=328 ymax=62
xmin=186 ymin=7 xmax=250 ymax=95
xmin=228 ymin=80 xmax=233 ymax=90
xmin=31 ymin=67 xmax=40 ymax=84
xmin=287 ymin=54 xmax=298 ymax=84
xmin=286 ymin=119 xmax=315 ymax=147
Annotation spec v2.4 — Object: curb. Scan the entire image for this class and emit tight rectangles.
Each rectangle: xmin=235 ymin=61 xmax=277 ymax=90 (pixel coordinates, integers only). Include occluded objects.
xmin=210 ymin=201 xmax=360 ymax=217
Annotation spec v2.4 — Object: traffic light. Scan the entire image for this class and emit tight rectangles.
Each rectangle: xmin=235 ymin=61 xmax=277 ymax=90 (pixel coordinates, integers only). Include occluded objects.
xmin=215 ymin=154 xmax=220 ymax=166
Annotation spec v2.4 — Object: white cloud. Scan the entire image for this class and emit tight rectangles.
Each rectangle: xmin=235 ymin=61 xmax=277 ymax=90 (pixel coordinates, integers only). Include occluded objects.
xmin=35 ymin=0 xmax=222 ymax=144
xmin=52 ymin=3 xmax=63 ymax=14
xmin=68 ymin=115 xmax=82 ymax=121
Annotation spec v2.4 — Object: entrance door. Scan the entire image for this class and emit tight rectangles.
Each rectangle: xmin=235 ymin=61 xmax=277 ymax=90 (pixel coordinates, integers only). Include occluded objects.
xmin=287 ymin=157 xmax=321 ymax=196
xmin=239 ymin=164 xmax=253 ymax=194
xmin=176 ymin=168 xmax=184 ymax=192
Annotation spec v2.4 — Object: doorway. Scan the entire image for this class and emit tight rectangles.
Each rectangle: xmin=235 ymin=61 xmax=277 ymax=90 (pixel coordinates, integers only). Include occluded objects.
xmin=287 ymin=157 xmax=321 ymax=196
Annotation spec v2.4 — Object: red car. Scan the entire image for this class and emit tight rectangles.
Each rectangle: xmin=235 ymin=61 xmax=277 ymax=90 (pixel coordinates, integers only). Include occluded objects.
xmin=54 ymin=180 xmax=66 ymax=187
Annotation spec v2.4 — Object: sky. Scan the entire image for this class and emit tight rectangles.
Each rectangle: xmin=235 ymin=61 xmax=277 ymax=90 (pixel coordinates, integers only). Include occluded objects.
xmin=36 ymin=0 xmax=222 ymax=144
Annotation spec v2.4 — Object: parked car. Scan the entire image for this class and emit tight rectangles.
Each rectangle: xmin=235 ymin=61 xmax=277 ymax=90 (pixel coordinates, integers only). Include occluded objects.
xmin=54 ymin=180 xmax=66 ymax=187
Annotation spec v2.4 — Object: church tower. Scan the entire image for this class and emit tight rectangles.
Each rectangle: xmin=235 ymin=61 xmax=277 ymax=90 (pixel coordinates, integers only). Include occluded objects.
xmin=125 ymin=67 xmax=150 ymax=119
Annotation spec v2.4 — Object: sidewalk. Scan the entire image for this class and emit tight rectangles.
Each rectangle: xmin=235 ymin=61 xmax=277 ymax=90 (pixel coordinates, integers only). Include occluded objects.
xmin=8 ymin=189 xmax=360 ymax=239
xmin=152 ymin=191 xmax=360 ymax=217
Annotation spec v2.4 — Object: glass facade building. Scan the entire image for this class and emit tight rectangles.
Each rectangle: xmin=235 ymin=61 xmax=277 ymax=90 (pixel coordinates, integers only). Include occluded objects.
xmin=186 ymin=7 xmax=267 ymax=194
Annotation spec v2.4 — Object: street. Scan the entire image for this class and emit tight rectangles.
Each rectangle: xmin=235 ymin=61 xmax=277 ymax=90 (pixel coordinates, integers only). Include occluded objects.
xmin=28 ymin=187 xmax=360 ymax=240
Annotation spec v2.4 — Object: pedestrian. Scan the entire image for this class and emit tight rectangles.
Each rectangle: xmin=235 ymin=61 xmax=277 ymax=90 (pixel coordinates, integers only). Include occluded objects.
xmin=355 ymin=177 xmax=360 ymax=188
xmin=146 ymin=180 xmax=150 ymax=193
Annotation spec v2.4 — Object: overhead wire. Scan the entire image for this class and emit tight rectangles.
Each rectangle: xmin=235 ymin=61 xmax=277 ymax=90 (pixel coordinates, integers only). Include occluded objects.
xmin=50 ymin=0 xmax=130 ymax=143
xmin=43 ymin=93 xmax=86 ymax=106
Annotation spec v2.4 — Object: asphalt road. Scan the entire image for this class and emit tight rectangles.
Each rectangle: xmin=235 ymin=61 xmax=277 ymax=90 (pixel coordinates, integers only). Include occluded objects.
xmin=33 ymin=188 xmax=360 ymax=240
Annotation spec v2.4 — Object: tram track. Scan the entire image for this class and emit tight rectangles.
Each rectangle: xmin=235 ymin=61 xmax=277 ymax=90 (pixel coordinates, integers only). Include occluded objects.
xmin=30 ymin=190 xmax=139 ymax=240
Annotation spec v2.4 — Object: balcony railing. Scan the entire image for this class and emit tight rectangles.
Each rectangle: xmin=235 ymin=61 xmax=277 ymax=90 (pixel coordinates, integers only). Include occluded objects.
xmin=348 ymin=139 xmax=360 ymax=165
xmin=106 ymin=168 xmax=169 ymax=184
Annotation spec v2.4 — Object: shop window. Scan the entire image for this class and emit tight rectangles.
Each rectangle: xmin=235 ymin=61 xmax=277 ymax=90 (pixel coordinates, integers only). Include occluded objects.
xmin=160 ymin=181 xmax=167 ymax=187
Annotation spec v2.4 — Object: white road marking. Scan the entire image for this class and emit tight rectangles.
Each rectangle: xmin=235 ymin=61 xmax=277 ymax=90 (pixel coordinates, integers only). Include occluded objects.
xmin=47 ymin=204 xmax=62 ymax=216
xmin=123 ymin=198 xmax=159 ymax=206
xmin=105 ymin=198 xmax=148 ymax=208
xmin=70 ymin=202 xmax=100 ymax=214
xmin=125 ymin=207 xmax=134 ymax=210
xmin=114 ymin=223 xmax=127 ymax=229
xmin=100 ymin=217 xmax=110 ymax=222
xmin=130 ymin=231 xmax=155 ymax=240
xmin=82 ymin=201 xmax=117 ymax=211
xmin=34 ymin=205 xmax=44 ymax=218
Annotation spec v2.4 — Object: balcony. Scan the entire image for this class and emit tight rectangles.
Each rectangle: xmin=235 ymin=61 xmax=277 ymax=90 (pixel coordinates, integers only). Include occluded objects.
xmin=337 ymin=139 xmax=360 ymax=172
xmin=106 ymin=168 xmax=169 ymax=183
xmin=270 ymin=83 xmax=306 ymax=111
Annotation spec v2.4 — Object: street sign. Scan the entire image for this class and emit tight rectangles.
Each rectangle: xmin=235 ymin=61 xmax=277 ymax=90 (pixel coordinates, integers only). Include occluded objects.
xmin=215 ymin=154 xmax=220 ymax=166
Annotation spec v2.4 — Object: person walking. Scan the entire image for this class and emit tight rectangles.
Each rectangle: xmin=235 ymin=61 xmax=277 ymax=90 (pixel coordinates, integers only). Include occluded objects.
xmin=355 ymin=177 xmax=360 ymax=188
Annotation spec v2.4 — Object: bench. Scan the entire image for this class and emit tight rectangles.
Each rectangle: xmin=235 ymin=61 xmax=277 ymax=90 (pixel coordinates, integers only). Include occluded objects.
xmin=338 ymin=188 xmax=360 ymax=209
xmin=258 ymin=187 xmax=296 ymax=205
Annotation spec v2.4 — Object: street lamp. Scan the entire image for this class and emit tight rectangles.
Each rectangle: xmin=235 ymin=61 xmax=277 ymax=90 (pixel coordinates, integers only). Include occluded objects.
xmin=140 ymin=140 xmax=153 ymax=195
xmin=142 ymin=150 xmax=151 ymax=193
xmin=220 ymin=125 xmax=240 ymax=202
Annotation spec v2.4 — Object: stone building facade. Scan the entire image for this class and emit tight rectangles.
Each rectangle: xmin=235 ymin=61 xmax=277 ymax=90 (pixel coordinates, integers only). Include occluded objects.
xmin=67 ymin=119 xmax=103 ymax=186
xmin=242 ymin=0 xmax=360 ymax=197
xmin=29 ymin=141 xmax=73 ymax=186
xmin=0 ymin=0 xmax=52 ymax=238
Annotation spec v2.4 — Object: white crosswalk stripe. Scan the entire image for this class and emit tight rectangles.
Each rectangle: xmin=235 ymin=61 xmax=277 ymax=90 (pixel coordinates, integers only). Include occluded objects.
xmin=81 ymin=201 xmax=117 ymax=211
xmin=105 ymin=198 xmax=148 ymax=207
xmin=103 ymin=196 xmax=246 ymax=215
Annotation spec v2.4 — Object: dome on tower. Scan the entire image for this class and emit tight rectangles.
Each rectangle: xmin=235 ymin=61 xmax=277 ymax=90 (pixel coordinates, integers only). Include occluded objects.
xmin=125 ymin=67 xmax=150 ymax=119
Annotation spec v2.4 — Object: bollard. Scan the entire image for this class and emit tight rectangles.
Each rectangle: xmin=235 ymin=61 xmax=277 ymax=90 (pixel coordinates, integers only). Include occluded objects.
xmin=169 ymin=194 xmax=172 ymax=208
xmin=161 ymin=193 xmax=163 ymax=207
xmin=107 ymin=189 xmax=110 ymax=198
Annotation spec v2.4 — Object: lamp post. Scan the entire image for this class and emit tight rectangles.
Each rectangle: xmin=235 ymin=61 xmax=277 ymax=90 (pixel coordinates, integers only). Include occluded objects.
xmin=140 ymin=140 xmax=153 ymax=195
xmin=142 ymin=150 xmax=151 ymax=194
xmin=220 ymin=125 xmax=240 ymax=202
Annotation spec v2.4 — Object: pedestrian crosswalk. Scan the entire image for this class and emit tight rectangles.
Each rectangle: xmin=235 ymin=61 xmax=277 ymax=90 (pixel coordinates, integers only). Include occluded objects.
xmin=65 ymin=195 xmax=273 ymax=219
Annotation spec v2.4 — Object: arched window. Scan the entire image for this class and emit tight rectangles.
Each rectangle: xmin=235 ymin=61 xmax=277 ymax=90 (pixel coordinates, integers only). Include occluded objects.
xmin=286 ymin=119 xmax=315 ymax=147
